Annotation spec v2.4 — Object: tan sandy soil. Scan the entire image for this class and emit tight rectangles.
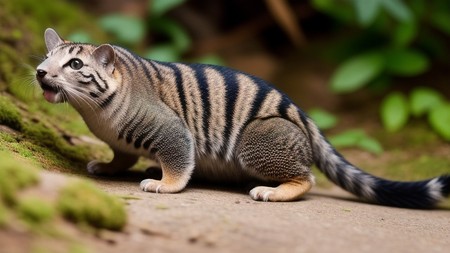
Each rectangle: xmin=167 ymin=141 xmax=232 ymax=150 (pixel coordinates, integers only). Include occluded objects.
xmin=2 ymin=170 xmax=449 ymax=253
xmin=90 ymin=177 xmax=450 ymax=253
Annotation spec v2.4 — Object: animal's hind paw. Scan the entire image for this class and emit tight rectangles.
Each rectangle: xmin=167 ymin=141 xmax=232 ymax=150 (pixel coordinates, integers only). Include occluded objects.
xmin=249 ymin=186 xmax=275 ymax=202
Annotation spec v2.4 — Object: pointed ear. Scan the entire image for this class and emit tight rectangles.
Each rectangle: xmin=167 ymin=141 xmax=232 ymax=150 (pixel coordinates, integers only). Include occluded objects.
xmin=44 ymin=28 xmax=64 ymax=52
xmin=92 ymin=44 xmax=115 ymax=73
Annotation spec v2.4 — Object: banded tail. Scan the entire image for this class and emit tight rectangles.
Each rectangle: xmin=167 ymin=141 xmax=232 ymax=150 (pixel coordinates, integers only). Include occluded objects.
xmin=307 ymin=118 xmax=450 ymax=209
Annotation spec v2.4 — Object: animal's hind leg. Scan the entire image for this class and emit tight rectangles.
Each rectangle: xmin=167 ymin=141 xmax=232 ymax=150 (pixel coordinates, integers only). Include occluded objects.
xmin=236 ymin=117 xmax=315 ymax=202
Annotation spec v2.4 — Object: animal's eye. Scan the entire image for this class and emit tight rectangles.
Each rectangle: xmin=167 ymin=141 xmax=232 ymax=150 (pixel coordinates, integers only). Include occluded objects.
xmin=69 ymin=58 xmax=84 ymax=70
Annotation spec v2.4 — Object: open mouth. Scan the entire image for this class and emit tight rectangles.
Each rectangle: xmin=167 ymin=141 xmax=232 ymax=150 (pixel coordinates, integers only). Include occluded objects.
xmin=39 ymin=82 xmax=62 ymax=103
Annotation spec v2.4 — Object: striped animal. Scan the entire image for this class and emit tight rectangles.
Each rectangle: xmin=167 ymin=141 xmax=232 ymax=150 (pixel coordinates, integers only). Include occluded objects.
xmin=36 ymin=28 xmax=450 ymax=208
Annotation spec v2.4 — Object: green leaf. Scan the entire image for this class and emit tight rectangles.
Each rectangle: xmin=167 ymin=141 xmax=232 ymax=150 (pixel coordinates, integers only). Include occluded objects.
xmin=152 ymin=18 xmax=191 ymax=53
xmin=308 ymin=108 xmax=338 ymax=130
xmin=329 ymin=129 xmax=383 ymax=154
xmin=151 ymin=0 xmax=186 ymax=16
xmin=384 ymin=49 xmax=429 ymax=76
xmin=410 ymin=87 xmax=444 ymax=117
xmin=99 ymin=14 xmax=145 ymax=44
xmin=430 ymin=11 xmax=450 ymax=35
xmin=67 ymin=31 xmax=92 ymax=43
xmin=357 ymin=137 xmax=383 ymax=154
xmin=380 ymin=0 xmax=412 ymax=22
xmin=380 ymin=92 xmax=409 ymax=132
xmin=428 ymin=103 xmax=450 ymax=141
xmin=330 ymin=52 xmax=384 ymax=93
xmin=352 ymin=0 xmax=381 ymax=26
xmin=392 ymin=21 xmax=417 ymax=47
xmin=329 ymin=129 xmax=365 ymax=147
xmin=145 ymin=44 xmax=180 ymax=62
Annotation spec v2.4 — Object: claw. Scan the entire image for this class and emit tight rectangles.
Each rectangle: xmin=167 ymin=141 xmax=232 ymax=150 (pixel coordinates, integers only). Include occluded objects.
xmin=139 ymin=178 xmax=187 ymax=194
xmin=140 ymin=179 xmax=164 ymax=193
xmin=250 ymin=186 xmax=275 ymax=201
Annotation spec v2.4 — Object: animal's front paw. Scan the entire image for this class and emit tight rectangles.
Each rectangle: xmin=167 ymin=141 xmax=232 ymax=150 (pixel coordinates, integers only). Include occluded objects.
xmin=140 ymin=179 xmax=185 ymax=194
xmin=87 ymin=160 xmax=116 ymax=175
xmin=249 ymin=186 xmax=275 ymax=202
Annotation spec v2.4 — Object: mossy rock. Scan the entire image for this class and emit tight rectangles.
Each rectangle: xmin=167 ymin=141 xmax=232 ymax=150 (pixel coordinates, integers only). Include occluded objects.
xmin=0 ymin=95 xmax=23 ymax=131
xmin=0 ymin=97 xmax=92 ymax=169
xmin=0 ymin=151 xmax=39 ymax=205
xmin=0 ymin=201 xmax=8 ymax=227
xmin=0 ymin=0 xmax=107 ymax=89
xmin=0 ymin=0 xmax=109 ymax=171
xmin=17 ymin=197 xmax=55 ymax=225
xmin=57 ymin=180 xmax=126 ymax=231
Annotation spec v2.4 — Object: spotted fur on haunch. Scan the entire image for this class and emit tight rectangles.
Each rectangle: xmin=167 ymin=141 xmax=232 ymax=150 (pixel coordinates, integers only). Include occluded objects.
xmin=36 ymin=28 xmax=450 ymax=208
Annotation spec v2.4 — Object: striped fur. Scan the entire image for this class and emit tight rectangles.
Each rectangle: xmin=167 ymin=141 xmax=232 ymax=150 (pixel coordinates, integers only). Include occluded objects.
xmin=36 ymin=28 xmax=450 ymax=208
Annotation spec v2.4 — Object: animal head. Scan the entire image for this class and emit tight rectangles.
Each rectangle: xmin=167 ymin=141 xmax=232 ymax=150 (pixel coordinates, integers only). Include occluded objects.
xmin=36 ymin=28 xmax=120 ymax=109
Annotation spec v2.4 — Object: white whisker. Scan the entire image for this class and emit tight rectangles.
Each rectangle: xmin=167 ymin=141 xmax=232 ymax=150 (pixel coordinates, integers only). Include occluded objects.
xmin=14 ymin=66 xmax=42 ymax=99
xmin=62 ymin=85 xmax=103 ymax=127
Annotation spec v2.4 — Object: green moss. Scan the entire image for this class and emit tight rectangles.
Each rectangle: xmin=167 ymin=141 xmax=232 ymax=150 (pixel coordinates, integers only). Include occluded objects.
xmin=0 ymin=131 xmax=18 ymax=143
xmin=69 ymin=244 xmax=92 ymax=253
xmin=32 ymin=103 xmax=91 ymax=136
xmin=0 ymin=0 xmax=107 ymax=87
xmin=30 ymin=246 xmax=53 ymax=253
xmin=64 ymin=117 xmax=91 ymax=136
xmin=374 ymin=121 xmax=441 ymax=149
xmin=0 ymin=133 xmax=76 ymax=172
xmin=22 ymin=120 xmax=90 ymax=166
xmin=57 ymin=180 xmax=126 ymax=231
xmin=10 ymin=142 xmax=35 ymax=158
xmin=17 ymin=197 xmax=55 ymax=225
xmin=0 ymin=0 xmax=116 ymax=250
xmin=0 ymin=151 xmax=39 ymax=205
xmin=0 ymin=0 xmax=110 ymax=174
xmin=355 ymin=151 xmax=450 ymax=182
xmin=0 ymin=95 xmax=23 ymax=131
xmin=32 ymin=243 xmax=92 ymax=253
xmin=0 ymin=44 xmax=21 ymax=87
xmin=0 ymin=201 xmax=8 ymax=227
xmin=23 ymin=122 xmax=61 ymax=148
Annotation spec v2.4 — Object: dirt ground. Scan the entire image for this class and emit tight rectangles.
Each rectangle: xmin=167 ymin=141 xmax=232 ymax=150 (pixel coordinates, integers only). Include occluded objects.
xmin=1 ymin=169 xmax=449 ymax=253
xmin=88 ymin=176 xmax=450 ymax=253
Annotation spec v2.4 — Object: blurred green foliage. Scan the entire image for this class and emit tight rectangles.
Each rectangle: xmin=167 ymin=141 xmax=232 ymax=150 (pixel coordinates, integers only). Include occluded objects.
xmin=309 ymin=108 xmax=383 ymax=154
xmin=308 ymin=108 xmax=338 ymax=130
xmin=312 ymin=0 xmax=450 ymax=141
xmin=381 ymin=87 xmax=450 ymax=140
xmin=313 ymin=0 xmax=440 ymax=91
xmin=97 ymin=0 xmax=189 ymax=61
xmin=380 ymin=92 xmax=409 ymax=132
xmin=329 ymin=129 xmax=383 ymax=154
xmin=99 ymin=14 xmax=146 ymax=45
xmin=96 ymin=0 xmax=223 ymax=64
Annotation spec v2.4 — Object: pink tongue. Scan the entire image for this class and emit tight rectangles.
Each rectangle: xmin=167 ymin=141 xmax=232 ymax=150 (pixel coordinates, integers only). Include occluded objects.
xmin=43 ymin=90 xmax=57 ymax=103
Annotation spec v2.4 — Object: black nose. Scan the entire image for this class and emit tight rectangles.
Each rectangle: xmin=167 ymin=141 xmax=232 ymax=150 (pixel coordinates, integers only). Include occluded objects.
xmin=36 ymin=69 xmax=47 ymax=78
